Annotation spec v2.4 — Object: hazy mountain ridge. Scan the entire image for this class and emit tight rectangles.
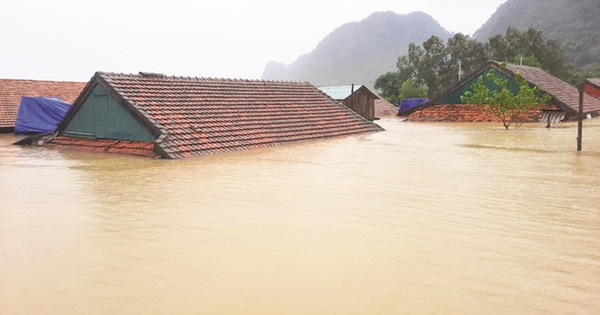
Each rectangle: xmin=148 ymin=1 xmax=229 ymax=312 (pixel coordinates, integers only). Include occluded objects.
xmin=263 ymin=2 xmax=599 ymax=87
xmin=474 ymin=0 xmax=600 ymax=68
xmin=261 ymin=11 xmax=451 ymax=87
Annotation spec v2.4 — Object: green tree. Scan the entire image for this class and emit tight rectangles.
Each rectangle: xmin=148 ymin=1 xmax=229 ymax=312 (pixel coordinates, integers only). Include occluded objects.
xmin=374 ymin=71 xmax=401 ymax=105
xmin=461 ymin=69 xmax=551 ymax=129
xmin=399 ymin=79 xmax=427 ymax=100
xmin=377 ymin=34 xmax=489 ymax=100
xmin=487 ymin=27 xmax=565 ymax=76
xmin=446 ymin=33 xmax=488 ymax=81
xmin=376 ymin=28 xmax=570 ymax=104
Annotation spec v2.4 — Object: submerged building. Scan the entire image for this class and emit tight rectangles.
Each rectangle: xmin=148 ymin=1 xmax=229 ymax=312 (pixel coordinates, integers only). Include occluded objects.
xmin=318 ymin=85 xmax=397 ymax=120
xmin=583 ymin=78 xmax=600 ymax=100
xmin=400 ymin=61 xmax=600 ymax=125
xmin=44 ymin=72 xmax=383 ymax=158
xmin=0 ymin=78 xmax=85 ymax=133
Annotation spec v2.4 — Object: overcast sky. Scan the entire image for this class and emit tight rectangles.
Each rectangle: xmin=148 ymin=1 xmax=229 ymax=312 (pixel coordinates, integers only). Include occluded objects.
xmin=1 ymin=0 xmax=507 ymax=82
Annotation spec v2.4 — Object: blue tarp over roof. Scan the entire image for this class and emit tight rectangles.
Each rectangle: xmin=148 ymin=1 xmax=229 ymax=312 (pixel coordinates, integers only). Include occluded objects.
xmin=399 ymin=98 xmax=429 ymax=113
xmin=14 ymin=97 xmax=72 ymax=134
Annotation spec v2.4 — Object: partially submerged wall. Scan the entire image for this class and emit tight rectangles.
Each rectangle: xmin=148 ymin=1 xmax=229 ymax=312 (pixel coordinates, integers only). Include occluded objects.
xmin=406 ymin=104 xmax=559 ymax=123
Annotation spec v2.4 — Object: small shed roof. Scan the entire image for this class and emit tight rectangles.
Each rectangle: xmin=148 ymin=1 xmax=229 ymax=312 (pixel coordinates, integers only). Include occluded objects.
xmin=583 ymin=78 xmax=600 ymax=89
xmin=586 ymin=78 xmax=600 ymax=89
xmin=0 ymin=79 xmax=85 ymax=129
xmin=54 ymin=72 xmax=383 ymax=159
xmin=319 ymin=85 xmax=398 ymax=117
xmin=581 ymin=78 xmax=600 ymax=101
xmin=318 ymin=85 xmax=364 ymax=100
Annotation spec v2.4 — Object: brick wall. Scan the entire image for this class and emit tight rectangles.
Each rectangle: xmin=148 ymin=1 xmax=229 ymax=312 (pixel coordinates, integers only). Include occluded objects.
xmin=406 ymin=104 xmax=558 ymax=122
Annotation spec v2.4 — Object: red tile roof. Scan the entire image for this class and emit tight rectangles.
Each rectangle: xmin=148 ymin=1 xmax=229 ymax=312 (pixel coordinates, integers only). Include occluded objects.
xmin=504 ymin=64 xmax=600 ymax=115
xmin=47 ymin=136 xmax=158 ymax=158
xmin=54 ymin=72 xmax=383 ymax=159
xmin=0 ymin=79 xmax=86 ymax=129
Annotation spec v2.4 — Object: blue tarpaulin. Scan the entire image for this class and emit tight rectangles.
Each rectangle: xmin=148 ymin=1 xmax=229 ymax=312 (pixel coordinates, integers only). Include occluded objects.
xmin=14 ymin=97 xmax=72 ymax=134
xmin=399 ymin=98 xmax=429 ymax=113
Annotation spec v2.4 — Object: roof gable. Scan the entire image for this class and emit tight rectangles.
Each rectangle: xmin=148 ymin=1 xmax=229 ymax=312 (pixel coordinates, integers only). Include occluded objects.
xmin=57 ymin=72 xmax=383 ymax=159
xmin=61 ymin=84 xmax=155 ymax=142
xmin=0 ymin=79 xmax=85 ymax=129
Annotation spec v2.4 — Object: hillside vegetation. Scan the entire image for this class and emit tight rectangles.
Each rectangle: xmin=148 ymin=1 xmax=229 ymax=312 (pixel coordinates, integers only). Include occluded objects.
xmin=261 ymin=11 xmax=451 ymax=87
xmin=474 ymin=0 xmax=600 ymax=69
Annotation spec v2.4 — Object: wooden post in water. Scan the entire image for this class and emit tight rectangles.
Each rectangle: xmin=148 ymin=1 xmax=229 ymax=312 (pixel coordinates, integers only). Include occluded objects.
xmin=577 ymin=85 xmax=584 ymax=151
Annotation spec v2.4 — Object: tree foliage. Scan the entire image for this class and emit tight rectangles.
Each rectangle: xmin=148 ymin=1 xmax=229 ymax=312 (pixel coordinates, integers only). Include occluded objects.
xmin=377 ymin=28 xmax=565 ymax=103
xmin=374 ymin=71 xmax=402 ymax=105
xmin=487 ymin=27 xmax=565 ymax=76
xmin=399 ymin=79 xmax=428 ymax=100
xmin=460 ymin=69 xmax=551 ymax=130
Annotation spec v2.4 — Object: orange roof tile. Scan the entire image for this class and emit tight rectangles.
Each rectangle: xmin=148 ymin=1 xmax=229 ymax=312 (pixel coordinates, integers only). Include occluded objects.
xmin=53 ymin=72 xmax=383 ymax=158
xmin=0 ymin=79 xmax=86 ymax=129
xmin=504 ymin=64 xmax=600 ymax=115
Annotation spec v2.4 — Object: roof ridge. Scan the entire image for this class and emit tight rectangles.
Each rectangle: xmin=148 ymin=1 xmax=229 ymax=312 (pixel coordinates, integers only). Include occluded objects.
xmin=0 ymin=78 xmax=86 ymax=84
xmin=97 ymin=71 xmax=310 ymax=84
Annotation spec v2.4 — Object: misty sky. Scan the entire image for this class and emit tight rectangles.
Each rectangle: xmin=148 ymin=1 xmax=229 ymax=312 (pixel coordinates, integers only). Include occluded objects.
xmin=1 ymin=0 xmax=507 ymax=82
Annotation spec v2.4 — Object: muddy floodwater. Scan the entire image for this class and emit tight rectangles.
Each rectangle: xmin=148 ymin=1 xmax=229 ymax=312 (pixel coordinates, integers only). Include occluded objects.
xmin=1 ymin=118 xmax=600 ymax=314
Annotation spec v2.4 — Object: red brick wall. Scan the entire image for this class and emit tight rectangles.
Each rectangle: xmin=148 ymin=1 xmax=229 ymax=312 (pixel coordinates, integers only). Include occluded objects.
xmin=406 ymin=104 xmax=558 ymax=122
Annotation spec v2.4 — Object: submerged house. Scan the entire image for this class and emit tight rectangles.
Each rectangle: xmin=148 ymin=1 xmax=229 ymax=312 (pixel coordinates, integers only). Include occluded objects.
xmin=400 ymin=61 xmax=600 ymax=125
xmin=318 ymin=85 xmax=397 ymax=120
xmin=44 ymin=72 xmax=383 ymax=159
xmin=583 ymin=78 xmax=600 ymax=100
xmin=0 ymin=78 xmax=85 ymax=133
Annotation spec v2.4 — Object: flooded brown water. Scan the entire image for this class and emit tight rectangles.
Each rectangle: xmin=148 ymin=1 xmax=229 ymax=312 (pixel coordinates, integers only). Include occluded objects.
xmin=1 ymin=118 xmax=600 ymax=315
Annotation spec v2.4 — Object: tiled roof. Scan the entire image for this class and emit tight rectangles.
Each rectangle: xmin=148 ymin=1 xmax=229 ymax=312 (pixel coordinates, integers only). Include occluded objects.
xmin=504 ymin=64 xmax=600 ymax=115
xmin=375 ymin=99 xmax=398 ymax=117
xmin=56 ymin=73 xmax=383 ymax=159
xmin=0 ymin=79 xmax=86 ymax=129
xmin=47 ymin=136 xmax=158 ymax=158
xmin=401 ymin=61 xmax=600 ymax=118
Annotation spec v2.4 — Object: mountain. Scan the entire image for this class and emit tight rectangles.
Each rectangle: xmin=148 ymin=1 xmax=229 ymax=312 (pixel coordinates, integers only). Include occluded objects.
xmin=261 ymin=11 xmax=451 ymax=88
xmin=474 ymin=0 xmax=600 ymax=69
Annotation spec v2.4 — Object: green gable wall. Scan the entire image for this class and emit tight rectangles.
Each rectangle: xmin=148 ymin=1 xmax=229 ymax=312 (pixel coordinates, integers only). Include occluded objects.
xmin=62 ymin=84 xmax=155 ymax=142
xmin=435 ymin=69 xmax=520 ymax=105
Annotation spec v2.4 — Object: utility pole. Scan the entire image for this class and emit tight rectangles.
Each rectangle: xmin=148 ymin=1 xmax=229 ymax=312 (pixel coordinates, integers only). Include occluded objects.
xmin=577 ymin=85 xmax=584 ymax=151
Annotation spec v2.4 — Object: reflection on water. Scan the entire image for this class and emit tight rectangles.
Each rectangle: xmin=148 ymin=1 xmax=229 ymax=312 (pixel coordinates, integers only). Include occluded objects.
xmin=1 ymin=118 xmax=600 ymax=314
